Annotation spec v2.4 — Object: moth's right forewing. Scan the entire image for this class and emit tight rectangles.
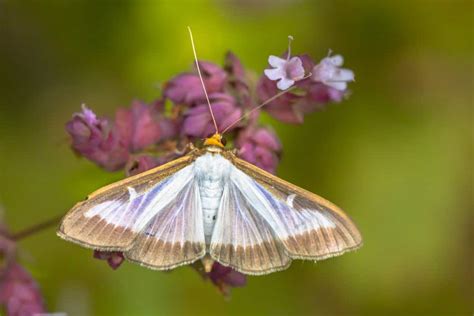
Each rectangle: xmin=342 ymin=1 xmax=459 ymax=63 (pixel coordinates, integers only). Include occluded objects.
xmin=231 ymin=156 xmax=363 ymax=261
xmin=57 ymin=154 xmax=194 ymax=251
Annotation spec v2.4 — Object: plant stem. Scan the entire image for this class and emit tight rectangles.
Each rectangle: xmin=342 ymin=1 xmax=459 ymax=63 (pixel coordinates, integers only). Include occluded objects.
xmin=11 ymin=214 xmax=63 ymax=241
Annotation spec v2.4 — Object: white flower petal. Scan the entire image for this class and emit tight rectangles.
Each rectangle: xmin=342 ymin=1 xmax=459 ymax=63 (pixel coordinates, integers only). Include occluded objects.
xmin=326 ymin=81 xmax=347 ymax=91
xmin=312 ymin=63 xmax=334 ymax=82
xmin=335 ymin=68 xmax=354 ymax=81
xmin=277 ymin=78 xmax=294 ymax=90
xmin=268 ymin=55 xmax=287 ymax=67
xmin=264 ymin=68 xmax=284 ymax=80
xmin=328 ymin=55 xmax=343 ymax=66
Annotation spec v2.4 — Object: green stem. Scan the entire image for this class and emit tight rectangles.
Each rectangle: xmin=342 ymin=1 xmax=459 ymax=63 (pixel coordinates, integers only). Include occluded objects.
xmin=11 ymin=214 xmax=63 ymax=241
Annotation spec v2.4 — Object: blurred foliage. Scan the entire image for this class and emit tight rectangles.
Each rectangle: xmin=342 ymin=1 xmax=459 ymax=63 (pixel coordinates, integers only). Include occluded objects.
xmin=0 ymin=0 xmax=472 ymax=315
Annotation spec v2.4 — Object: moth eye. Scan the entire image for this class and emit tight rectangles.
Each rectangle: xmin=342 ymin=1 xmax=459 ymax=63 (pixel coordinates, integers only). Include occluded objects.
xmin=206 ymin=133 xmax=214 ymax=138
xmin=221 ymin=137 xmax=227 ymax=146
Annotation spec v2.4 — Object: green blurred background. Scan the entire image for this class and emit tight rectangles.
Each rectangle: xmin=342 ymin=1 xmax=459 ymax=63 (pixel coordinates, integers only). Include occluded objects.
xmin=0 ymin=0 xmax=472 ymax=315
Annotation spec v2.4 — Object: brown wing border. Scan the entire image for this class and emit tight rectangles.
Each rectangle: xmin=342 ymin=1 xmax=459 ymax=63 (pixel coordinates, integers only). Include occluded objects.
xmin=226 ymin=152 xmax=363 ymax=259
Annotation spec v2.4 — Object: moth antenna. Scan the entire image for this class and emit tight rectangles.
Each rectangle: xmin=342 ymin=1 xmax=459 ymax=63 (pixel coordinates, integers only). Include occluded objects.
xmin=221 ymin=72 xmax=312 ymax=134
xmin=187 ymin=26 xmax=219 ymax=134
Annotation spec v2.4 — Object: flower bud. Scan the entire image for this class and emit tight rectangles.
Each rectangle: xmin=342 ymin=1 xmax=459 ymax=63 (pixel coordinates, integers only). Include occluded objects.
xmin=236 ymin=126 xmax=282 ymax=174
xmin=66 ymin=105 xmax=129 ymax=171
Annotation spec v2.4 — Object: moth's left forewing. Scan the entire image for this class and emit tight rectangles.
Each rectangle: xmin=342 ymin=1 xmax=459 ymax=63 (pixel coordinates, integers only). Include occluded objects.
xmin=58 ymin=154 xmax=196 ymax=251
xmin=231 ymin=155 xmax=363 ymax=260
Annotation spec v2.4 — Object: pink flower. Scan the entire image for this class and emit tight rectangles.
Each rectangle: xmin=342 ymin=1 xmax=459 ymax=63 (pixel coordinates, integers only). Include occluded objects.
xmin=264 ymin=55 xmax=305 ymax=90
xmin=93 ymin=250 xmax=125 ymax=270
xmin=115 ymin=100 xmax=176 ymax=152
xmin=236 ymin=126 xmax=282 ymax=174
xmin=164 ymin=62 xmax=227 ymax=106
xmin=208 ymin=262 xmax=246 ymax=296
xmin=182 ymin=93 xmax=242 ymax=138
xmin=312 ymin=53 xmax=354 ymax=91
xmin=0 ymin=263 xmax=46 ymax=315
xmin=66 ymin=105 xmax=130 ymax=171
xmin=257 ymin=53 xmax=349 ymax=124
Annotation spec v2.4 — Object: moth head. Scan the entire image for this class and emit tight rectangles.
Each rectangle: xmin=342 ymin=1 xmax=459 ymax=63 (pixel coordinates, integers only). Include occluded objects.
xmin=204 ymin=133 xmax=225 ymax=148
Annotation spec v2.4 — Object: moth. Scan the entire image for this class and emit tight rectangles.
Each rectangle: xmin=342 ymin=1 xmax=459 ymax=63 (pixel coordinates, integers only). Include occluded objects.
xmin=57 ymin=28 xmax=362 ymax=275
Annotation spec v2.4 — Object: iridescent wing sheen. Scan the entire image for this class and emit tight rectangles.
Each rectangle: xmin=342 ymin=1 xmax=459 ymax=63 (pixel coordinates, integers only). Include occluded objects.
xmin=209 ymin=154 xmax=362 ymax=275
xmin=210 ymin=181 xmax=290 ymax=275
xmin=232 ymin=157 xmax=363 ymax=261
xmin=58 ymin=153 xmax=206 ymax=269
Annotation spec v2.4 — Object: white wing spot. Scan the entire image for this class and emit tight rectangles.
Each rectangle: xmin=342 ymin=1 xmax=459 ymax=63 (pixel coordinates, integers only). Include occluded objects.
xmin=286 ymin=194 xmax=296 ymax=208
xmin=127 ymin=187 xmax=138 ymax=200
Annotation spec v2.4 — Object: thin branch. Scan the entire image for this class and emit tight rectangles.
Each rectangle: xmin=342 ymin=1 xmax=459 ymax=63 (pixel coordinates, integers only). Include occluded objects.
xmin=10 ymin=214 xmax=63 ymax=241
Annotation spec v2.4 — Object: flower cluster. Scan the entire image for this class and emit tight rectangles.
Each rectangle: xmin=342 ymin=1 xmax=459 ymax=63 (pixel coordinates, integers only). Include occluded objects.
xmin=0 ymin=215 xmax=46 ymax=315
xmin=65 ymin=38 xmax=354 ymax=295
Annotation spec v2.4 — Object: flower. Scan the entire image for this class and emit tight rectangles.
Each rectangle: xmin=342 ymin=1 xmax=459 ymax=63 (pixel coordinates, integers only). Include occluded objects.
xmin=0 ymin=213 xmax=46 ymax=315
xmin=115 ymin=100 xmax=176 ymax=152
xmin=66 ymin=105 xmax=130 ymax=171
xmin=208 ymin=262 xmax=246 ymax=296
xmin=312 ymin=53 xmax=354 ymax=91
xmin=264 ymin=55 xmax=305 ymax=90
xmin=182 ymin=93 xmax=242 ymax=138
xmin=0 ymin=263 xmax=46 ymax=315
xmin=257 ymin=53 xmax=351 ymax=123
xmin=93 ymin=250 xmax=125 ymax=270
xmin=164 ymin=61 xmax=227 ymax=106
xmin=236 ymin=126 xmax=282 ymax=174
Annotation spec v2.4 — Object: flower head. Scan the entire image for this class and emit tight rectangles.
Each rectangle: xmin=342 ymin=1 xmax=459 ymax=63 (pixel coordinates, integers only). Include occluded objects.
xmin=0 ymin=212 xmax=45 ymax=315
xmin=182 ymin=93 xmax=242 ymax=138
xmin=66 ymin=105 xmax=130 ymax=171
xmin=264 ymin=55 xmax=305 ymax=90
xmin=236 ymin=126 xmax=282 ymax=174
xmin=0 ymin=263 xmax=46 ymax=315
xmin=264 ymin=36 xmax=305 ymax=90
xmin=257 ymin=52 xmax=352 ymax=123
xmin=164 ymin=61 xmax=227 ymax=106
xmin=115 ymin=100 xmax=176 ymax=152
xmin=312 ymin=53 xmax=354 ymax=91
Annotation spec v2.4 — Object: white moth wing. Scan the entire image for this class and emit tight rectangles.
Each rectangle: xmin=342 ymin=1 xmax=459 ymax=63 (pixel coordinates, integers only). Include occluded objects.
xmin=210 ymin=182 xmax=290 ymax=275
xmin=125 ymin=179 xmax=206 ymax=269
xmin=231 ymin=157 xmax=362 ymax=261
xmin=58 ymin=154 xmax=206 ymax=269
